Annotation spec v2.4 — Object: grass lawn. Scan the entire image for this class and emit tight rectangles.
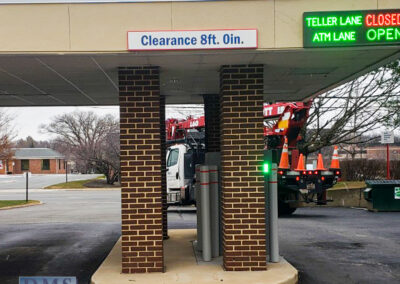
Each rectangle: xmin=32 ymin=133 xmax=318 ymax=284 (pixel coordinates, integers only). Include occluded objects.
xmin=331 ymin=181 xmax=366 ymax=190
xmin=45 ymin=176 xmax=105 ymax=189
xmin=0 ymin=200 xmax=40 ymax=209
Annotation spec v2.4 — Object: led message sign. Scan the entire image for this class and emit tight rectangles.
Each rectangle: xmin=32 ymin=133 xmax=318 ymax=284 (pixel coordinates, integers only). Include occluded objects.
xmin=303 ymin=10 xmax=400 ymax=47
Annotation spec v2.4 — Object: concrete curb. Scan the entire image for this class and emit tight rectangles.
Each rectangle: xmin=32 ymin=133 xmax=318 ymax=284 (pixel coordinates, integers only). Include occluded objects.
xmin=167 ymin=206 xmax=196 ymax=213
xmin=0 ymin=201 xmax=43 ymax=211
xmin=91 ymin=229 xmax=298 ymax=284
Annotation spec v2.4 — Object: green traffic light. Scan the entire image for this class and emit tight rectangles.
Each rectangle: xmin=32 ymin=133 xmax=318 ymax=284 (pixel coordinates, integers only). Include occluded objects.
xmin=263 ymin=162 xmax=270 ymax=174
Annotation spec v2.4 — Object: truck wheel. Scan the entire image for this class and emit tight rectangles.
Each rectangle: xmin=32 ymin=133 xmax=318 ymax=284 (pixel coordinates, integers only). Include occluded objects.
xmin=278 ymin=200 xmax=297 ymax=216
xmin=182 ymin=186 xmax=195 ymax=205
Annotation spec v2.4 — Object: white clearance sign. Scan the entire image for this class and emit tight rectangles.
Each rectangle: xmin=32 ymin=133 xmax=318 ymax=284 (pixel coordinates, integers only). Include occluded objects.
xmin=127 ymin=29 xmax=258 ymax=51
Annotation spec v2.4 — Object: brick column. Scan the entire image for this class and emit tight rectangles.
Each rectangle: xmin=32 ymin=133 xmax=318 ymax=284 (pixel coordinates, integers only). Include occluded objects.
xmin=203 ymin=94 xmax=220 ymax=152
xmin=119 ymin=66 xmax=164 ymax=273
xmin=160 ymin=95 xmax=168 ymax=240
xmin=220 ymin=65 xmax=267 ymax=271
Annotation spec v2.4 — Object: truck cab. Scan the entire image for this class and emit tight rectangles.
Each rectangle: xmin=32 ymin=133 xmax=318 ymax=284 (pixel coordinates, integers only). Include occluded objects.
xmin=166 ymin=144 xmax=205 ymax=204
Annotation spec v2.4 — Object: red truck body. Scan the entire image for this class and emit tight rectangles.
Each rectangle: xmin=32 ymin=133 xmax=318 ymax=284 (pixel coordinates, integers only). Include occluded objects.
xmin=263 ymin=101 xmax=341 ymax=214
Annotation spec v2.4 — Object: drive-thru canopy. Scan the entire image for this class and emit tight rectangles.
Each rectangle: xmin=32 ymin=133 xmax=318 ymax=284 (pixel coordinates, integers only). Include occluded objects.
xmin=0 ymin=0 xmax=399 ymax=275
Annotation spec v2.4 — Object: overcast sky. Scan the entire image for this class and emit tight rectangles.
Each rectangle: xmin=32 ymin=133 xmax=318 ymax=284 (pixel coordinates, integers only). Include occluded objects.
xmin=6 ymin=105 xmax=204 ymax=141
xmin=3 ymin=103 xmax=396 ymax=141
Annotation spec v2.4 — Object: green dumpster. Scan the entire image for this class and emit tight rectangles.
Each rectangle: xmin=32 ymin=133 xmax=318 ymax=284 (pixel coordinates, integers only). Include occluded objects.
xmin=364 ymin=180 xmax=400 ymax=212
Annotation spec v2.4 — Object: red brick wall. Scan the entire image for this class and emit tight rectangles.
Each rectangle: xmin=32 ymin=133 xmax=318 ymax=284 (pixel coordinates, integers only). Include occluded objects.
xmin=12 ymin=159 xmax=65 ymax=174
xmin=220 ymin=65 xmax=267 ymax=271
xmin=203 ymin=94 xmax=220 ymax=152
xmin=13 ymin=159 xmax=21 ymax=174
xmin=119 ymin=66 xmax=164 ymax=273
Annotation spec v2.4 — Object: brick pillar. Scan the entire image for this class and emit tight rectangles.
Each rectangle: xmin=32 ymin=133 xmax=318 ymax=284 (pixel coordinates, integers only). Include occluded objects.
xmin=203 ymin=94 xmax=220 ymax=152
xmin=160 ymin=95 xmax=168 ymax=240
xmin=220 ymin=65 xmax=267 ymax=271
xmin=119 ymin=66 xmax=164 ymax=273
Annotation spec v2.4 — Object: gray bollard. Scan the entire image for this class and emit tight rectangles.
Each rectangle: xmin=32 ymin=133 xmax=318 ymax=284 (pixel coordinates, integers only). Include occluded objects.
xmin=264 ymin=164 xmax=271 ymax=260
xmin=195 ymin=164 xmax=202 ymax=251
xmin=269 ymin=163 xmax=279 ymax=262
xmin=209 ymin=165 xmax=219 ymax=258
xmin=200 ymin=165 xmax=211 ymax=262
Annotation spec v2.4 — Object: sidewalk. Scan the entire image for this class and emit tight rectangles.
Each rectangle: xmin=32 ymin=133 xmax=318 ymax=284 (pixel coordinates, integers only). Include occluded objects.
xmin=91 ymin=229 xmax=298 ymax=284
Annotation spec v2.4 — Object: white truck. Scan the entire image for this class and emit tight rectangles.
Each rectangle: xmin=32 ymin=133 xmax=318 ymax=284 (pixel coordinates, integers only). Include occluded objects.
xmin=166 ymin=143 xmax=205 ymax=204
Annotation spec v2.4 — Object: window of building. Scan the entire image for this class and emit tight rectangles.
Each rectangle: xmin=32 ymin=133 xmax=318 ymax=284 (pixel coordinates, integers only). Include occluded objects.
xmin=42 ymin=159 xmax=50 ymax=171
xmin=21 ymin=160 xmax=29 ymax=171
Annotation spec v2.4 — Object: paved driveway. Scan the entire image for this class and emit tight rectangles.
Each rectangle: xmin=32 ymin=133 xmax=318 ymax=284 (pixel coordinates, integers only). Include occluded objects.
xmin=0 ymin=190 xmax=121 ymax=284
xmin=0 ymin=174 xmax=102 ymax=190
xmin=0 ymin=189 xmax=398 ymax=284
xmin=280 ymin=207 xmax=400 ymax=284
xmin=0 ymin=189 xmax=195 ymax=284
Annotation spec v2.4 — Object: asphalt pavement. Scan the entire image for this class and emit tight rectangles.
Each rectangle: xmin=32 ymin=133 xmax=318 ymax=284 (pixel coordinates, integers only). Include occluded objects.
xmin=0 ymin=190 xmax=121 ymax=284
xmin=0 ymin=174 xmax=102 ymax=190
xmin=0 ymin=189 xmax=399 ymax=284
xmin=279 ymin=207 xmax=400 ymax=284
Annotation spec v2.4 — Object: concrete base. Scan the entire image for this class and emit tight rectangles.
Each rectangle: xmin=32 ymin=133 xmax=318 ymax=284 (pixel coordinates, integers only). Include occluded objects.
xmin=91 ymin=229 xmax=298 ymax=284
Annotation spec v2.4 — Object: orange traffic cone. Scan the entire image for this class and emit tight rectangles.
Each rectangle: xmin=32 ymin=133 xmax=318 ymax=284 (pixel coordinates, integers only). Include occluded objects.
xmin=316 ymin=153 xmax=326 ymax=171
xmin=295 ymin=153 xmax=306 ymax=171
xmin=279 ymin=137 xmax=290 ymax=169
xmin=330 ymin=146 xmax=340 ymax=169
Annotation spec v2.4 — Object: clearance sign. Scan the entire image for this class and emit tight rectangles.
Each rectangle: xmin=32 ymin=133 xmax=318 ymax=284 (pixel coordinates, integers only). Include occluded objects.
xmin=303 ymin=10 xmax=400 ymax=47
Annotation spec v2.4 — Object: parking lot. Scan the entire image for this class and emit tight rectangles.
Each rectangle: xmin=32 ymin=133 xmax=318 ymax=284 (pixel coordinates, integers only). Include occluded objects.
xmin=0 ymin=189 xmax=398 ymax=284
xmin=0 ymin=174 xmax=102 ymax=191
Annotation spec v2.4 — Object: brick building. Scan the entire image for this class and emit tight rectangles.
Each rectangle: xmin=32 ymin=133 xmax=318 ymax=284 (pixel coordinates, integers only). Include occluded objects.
xmin=0 ymin=148 xmax=66 ymax=175
xmin=337 ymin=145 xmax=400 ymax=161
xmin=366 ymin=146 xmax=400 ymax=160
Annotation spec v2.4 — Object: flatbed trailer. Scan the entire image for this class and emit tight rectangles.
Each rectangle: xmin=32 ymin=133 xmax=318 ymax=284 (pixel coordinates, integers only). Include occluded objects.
xmin=264 ymin=102 xmax=341 ymax=215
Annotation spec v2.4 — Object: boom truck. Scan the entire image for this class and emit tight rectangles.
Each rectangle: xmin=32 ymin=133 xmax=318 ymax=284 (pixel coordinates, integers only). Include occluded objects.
xmin=263 ymin=101 xmax=341 ymax=215
xmin=165 ymin=116 xmax=206 ymax=204
xmin=165 ymin=102 xmax=341 ymax=215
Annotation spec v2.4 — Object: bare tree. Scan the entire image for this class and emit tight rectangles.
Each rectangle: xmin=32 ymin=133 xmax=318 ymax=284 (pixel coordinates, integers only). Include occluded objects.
xmin=0 ymin=110 xmax=14 ymax=162
xmin=14 ymin=136 xmax=51 ymax=148
xmin=92 ymin=131 xmax=120 ymax=184
xmin=299 ymin=60 xmax=400 ymax=155
xmin=40 ymin=111 xmax=120 ymax=184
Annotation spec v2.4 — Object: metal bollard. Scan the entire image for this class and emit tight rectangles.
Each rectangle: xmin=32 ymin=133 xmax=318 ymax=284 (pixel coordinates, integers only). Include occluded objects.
xmin=200 ymin=165 xmax=211 ymax=262
xmin=195 ymin=164 xmax=202 ymax=251
xmin=264 ymin=164 xmax=271 ymax=259
xmin=269 ymin=163 xmax=279 ymax=262
xmin=209 ymin=165 xmax=219 ymax=258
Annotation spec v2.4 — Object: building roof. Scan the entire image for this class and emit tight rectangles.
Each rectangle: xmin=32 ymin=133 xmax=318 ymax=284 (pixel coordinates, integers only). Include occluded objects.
xmin=12 ymin=148 xmax=65 ymax=159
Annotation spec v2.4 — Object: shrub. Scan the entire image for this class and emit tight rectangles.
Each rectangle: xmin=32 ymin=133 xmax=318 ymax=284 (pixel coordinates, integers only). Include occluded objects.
xmin=341 ymin=159 xmax=386 ymax=181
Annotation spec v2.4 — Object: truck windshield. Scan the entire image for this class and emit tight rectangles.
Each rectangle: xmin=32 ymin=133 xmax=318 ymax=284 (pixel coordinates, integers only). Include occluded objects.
xmin=167 ymin=149 xmax=179 ymax=167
